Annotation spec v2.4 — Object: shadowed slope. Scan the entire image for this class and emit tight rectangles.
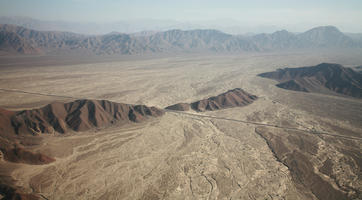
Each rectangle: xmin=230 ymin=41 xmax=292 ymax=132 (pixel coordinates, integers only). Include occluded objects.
xmin=0 ymin=139 xmax=55 ymax=165
xmin=10 ymin=99 xmax=164 ymax=135
xmin=0 ymin=184 xmax=39 ymax=200
xmin=255 ymin=127 xmax=359 ymax=200
xmin=258 ymin=63 xmax=362 ymax=98
xmin=165 ymin=88 xmax=257 ymax=112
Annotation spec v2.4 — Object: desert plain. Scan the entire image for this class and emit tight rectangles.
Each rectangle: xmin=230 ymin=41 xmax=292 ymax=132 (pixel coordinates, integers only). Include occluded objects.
xmin=0 ymin=50 xmax=361 ymax=200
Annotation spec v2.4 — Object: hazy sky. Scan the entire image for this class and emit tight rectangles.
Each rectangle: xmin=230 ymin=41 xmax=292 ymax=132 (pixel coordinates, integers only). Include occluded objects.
xmin=1 ymin=0 xmax=362 ymax=32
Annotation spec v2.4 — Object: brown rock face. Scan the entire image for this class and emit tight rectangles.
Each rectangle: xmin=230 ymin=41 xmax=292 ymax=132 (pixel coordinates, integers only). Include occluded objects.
xmin=0 ymin=108 xmax=15 ymax=136
xmin=9 ymin=99 xmax=164 ymax=135
xmin=0 ymin=99 xmax=164 ymax=165
xmin=258 ymin=63 xmax=362 ymax=98
xmin=165 ymin=88 xmax=257 ymax=112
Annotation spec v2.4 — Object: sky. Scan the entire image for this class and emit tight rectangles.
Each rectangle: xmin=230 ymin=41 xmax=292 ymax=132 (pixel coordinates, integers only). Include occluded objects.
xmin=1 ymin=0 xmax=362 ymax=32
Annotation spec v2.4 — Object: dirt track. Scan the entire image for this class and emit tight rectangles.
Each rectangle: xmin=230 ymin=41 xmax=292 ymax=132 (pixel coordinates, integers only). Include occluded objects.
xmin=165 ymin=109 xmax=362 ymax=141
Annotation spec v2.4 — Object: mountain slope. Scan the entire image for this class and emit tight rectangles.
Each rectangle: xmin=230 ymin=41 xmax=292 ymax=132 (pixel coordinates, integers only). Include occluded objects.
xmin=0 ymin=24 xmax=85 ymax=54
xmin=251 ymin=30 xmax=298 ymax=50
xmin=0 ymin=31 xmax=40 ymax=54
xmin=9 ymin=99 xmax=164 ymax=135
xmin=296 ymin=26 xmax=356 ymax=48
xmin=0 ymin=99 xmax=164 ymax=165
xmin=258 ymin=63 xmax=362 ymax=98
xmin=165 ymin=88 xmax=257 ymax=112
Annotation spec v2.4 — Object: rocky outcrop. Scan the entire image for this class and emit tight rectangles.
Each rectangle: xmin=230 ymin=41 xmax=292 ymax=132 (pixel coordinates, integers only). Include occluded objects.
xmin=0 ymin=142 xmax=54 ymax=165
xmin=166 ymin=88 xmax=257 ymax=112
xmin=8 ymin=99 xmax=164 ymax=135
xmin=258 ymin=63 xmax=362 ymax=98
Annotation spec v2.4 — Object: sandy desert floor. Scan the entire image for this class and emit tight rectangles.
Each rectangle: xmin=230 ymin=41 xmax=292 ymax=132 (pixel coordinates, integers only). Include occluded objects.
xmin=0 ymin=50 xmax=361 ymax=200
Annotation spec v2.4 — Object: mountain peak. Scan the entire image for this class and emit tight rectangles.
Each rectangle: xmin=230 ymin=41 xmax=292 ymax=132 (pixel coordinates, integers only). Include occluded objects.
xmin=302 ymin=26 xmax=343 ymax=37
xmin=271 ymin=30 xmax=295 ymax=38
xmin=315 ymin=62 xmax=343 ymax=69
xmin=272 ymin=29 xmax=291 ymax=35
xmin=311 ymin=25 xmax=340 ymax=31
xmin=297 ymin=26 xmax=354 ymax=47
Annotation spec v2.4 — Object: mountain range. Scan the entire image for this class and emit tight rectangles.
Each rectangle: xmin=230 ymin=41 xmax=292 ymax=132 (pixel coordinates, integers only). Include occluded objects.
xmin=0 ymin=24 xmax=361 ymax=55
xmin=0 ymin=16 xmax=321 ymax=35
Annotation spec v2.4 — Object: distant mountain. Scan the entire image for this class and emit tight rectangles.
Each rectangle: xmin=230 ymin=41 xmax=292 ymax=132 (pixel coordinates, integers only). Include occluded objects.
xmin=0 ymin=24 xmax=85 ymax=54
xmin=165 ymin=88 xmax=257 ymax=112
xmin=251 ymin=26 xmax=358 ymax=50
xmin=0 ymin=24 xmax=361 ymax=55
xmin=251 ymin=30 xmax=298 ymax=50
xmin=0 ymin=16 xmax=292 ymax=35
xmin=258 ymin=63 xmax=362 ymax=98
xmin=296 ymin=26 xmax=357 ymax=48
xmin=346 ymin=33 xmax=362 ymax=42
xmin=355 ymin=65 xmax=362 ymax=72
xmin=0 ymin=16 xmax=201 ymax=35
xmin=0 ymin=30 xmax=40 ymax=54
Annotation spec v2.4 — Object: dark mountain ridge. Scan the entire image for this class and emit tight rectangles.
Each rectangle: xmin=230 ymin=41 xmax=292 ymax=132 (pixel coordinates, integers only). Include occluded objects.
xmin=258 ymin=63 xmax=362 ymax=98
xmin=6 ymin=99 xmax=164 ymax=135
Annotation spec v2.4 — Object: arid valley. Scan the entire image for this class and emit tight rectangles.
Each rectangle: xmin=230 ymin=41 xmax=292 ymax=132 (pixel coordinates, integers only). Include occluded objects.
xmin=0 ymin=50 xmax=361 ymax=200
xmin=2 ymin=0 xmax=362 ymax=198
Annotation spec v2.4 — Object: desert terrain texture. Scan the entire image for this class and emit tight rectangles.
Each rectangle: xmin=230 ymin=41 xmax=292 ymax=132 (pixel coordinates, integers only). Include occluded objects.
xmin=0 ymin=50 xmax=361 ymax=200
